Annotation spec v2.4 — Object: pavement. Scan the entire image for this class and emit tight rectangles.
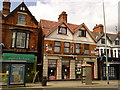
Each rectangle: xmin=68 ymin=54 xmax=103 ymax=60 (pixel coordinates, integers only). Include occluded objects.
xmin=1 ymin=80 xmax=119 ymax=90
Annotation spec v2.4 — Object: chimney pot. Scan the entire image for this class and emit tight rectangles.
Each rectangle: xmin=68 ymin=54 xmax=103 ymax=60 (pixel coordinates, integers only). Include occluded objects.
xmin=3 ymin=0 xmax=11 ymax=16
xmin=93 ymin=24 xmax=104 ymax=34
xmin=58 ymin=11 xmax=67 ymax=22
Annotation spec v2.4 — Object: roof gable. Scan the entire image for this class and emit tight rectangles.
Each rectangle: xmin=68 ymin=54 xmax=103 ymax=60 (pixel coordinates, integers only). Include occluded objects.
xmin=40 ymin=19 xmax=97 ymax=43
xmin=74 ymin=23 xmax=97 ymax=43
xmin=40 ymin=19 xmax=74 ymax=37
xmin=5 ymin=2 xmax=38 ymax=25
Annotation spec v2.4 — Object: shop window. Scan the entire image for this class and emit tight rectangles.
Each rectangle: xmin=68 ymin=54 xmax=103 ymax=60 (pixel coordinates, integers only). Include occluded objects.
xmin=109 ymin=67 xmax=116 ymax=77
xmin=64 ymin=42 xmax=70 ymax=53
xmin=11 ymin=32 xmax=29 ymax=49
xmin=76 ymin=44 xmax=81 ymax=54
xmin=48 ymin=60 xmax=57 ymax=80
xmin=75 ymin=61 xmax=82 ymax=79
xmin=79 ymin=30 xmax=86 ymax=37
xmin=101 ymin=38 xmax=105 ymax=44
xmin=58 ymin=26 xmax=67 ymax=34
xmin=62 ymin=60 xmax=70 ymax=79
xmin=54 ymin=42 xmax=61 ymax=53
xmin=1 ymin=63 xmax=9 ymax=85
xmin=18 ymin=14 xmax=26 ymax=25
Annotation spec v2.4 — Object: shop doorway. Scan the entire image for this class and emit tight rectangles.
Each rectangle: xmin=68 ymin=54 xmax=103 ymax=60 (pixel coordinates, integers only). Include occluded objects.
xmin=48 ymin=60 xmax=57 ymax=80
xmin=87 ymin=62 xmax=94 ymax=80
xmin=62 ymin=60 xmax=70 ymax=79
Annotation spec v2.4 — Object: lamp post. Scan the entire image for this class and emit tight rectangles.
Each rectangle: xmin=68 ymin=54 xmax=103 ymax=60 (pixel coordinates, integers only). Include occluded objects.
xmin=102 ymin=0 xmax=109 ymax=84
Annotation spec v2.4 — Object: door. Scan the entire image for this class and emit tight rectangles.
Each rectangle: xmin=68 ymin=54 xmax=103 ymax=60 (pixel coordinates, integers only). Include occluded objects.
xmin=87 ymin=62 xmax=94 ymax=80
xmin=62 ymin=60 xmax=70 ymax=79
xmin=48 ymin=60 xmax=57 ymax=80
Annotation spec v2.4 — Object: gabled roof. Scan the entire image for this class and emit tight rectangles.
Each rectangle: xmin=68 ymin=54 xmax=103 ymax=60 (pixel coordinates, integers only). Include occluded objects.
xmin=107 ymin=33 xmax=117 ymax=42
xmin=5 ymin=2 xmax=38 ymax=25
xmin=91 ymin=32 xmax=104 ymax=41
xmin=40 ymin=19 xmax=97 ymax=43
xmin=91 ymin=31 xmax=118 ymax=43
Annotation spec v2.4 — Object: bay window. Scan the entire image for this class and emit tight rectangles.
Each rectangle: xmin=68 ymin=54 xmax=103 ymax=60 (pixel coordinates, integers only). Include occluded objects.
xmin=11 ymin=32 xmax=29 ymax=49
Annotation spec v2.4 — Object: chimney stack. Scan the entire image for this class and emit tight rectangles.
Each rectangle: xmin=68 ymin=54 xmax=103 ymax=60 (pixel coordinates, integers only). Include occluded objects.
xmin=93 ymin=24 xmax=104 ymax=34
xmin=3 ymin=0 xmax=11 ymax=16
xmin=58 ymin=11 xmax=67 ymax=22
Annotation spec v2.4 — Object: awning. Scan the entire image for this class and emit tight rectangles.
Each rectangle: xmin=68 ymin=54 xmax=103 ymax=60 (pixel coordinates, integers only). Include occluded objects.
xmin=2 ymin=53 xmax=35 ymax=63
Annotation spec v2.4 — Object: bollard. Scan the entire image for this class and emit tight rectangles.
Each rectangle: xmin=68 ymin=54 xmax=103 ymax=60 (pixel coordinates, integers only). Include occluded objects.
xmin=42 ymin=76 xmax=47 ymax=86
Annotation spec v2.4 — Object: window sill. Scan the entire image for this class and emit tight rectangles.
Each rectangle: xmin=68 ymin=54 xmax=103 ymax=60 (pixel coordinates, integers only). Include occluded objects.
xmin=78 ymin=36 xmax=86 ymax=38
xmin=16 ymin=24 xmax=26 ymax=26
xmin=57 ymin=33 xmax=68 ymax=36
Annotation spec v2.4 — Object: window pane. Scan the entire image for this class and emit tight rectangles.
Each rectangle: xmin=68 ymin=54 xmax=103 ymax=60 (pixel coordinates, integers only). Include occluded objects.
xmin=76 ymin=49 xmax=80 ymax=53
xmin=12 ymin=32 xmax=16 ymax=48
xmin=79 ymin=31 xmax=82 ymax=36
xmin=55 ymin=42 xmax=60 ymax=46
xmin=101 ymin=38 xmax=105 ymax=44
xmin=16 ymin=32 xmax=26 ymax=48
xmin=58 ymin=27 xmax=67 ymax=34
xmin=18 ymin=14 xmax=26 ymax=25
xmin=26 ymin=33 xmax=29 ymax=48
xmin=85 ymin=44 xmax=89 ymax=50
xmin=64 ymin=48 xmax=69 ymax=53
xmin=64 ymin=43 xmax=69 ymax=47
xmin=62 ymin=27 xmax=67 ymax=34
xmin=115 ymin=40 xmax=119 ymax=45
xmin=54 ymin=47 xmax=60 ymax=52
xmin=48 ymin=60 xmax=57 ymax=67
xmin=79 ymin=30 xmax=86 ymax=37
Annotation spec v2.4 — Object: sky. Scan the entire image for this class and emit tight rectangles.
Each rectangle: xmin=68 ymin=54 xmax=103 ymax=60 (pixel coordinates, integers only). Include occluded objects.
xmin=0 ymin=0 xmax=120 ymax=33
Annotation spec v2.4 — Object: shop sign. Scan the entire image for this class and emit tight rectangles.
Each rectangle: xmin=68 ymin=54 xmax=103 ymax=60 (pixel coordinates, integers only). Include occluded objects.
xmin=2 ymin=53 xmax=35 ymax=63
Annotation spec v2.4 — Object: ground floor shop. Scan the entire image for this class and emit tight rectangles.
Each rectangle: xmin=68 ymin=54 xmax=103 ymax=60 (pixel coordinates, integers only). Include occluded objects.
xmin=102 ymin=58 xmax=120 ymax=80
xmin=2 ymin=53 xmax=37 ymax=82
xmin=43 ymin=54 xmax=98 ymax=80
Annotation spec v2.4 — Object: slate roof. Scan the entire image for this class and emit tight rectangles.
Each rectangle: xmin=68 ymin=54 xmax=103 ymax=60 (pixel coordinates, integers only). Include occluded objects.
xmin=91 ymin=31 xmax=118 ymax=42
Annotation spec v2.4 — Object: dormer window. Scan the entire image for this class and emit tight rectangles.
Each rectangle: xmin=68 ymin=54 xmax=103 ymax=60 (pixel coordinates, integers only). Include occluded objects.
xmin=79 ymin=30 xmax=86 ymax=37
xmin=58 ymin=26 xmax=67 ymax=34
xmin=18 ymin=14 xmax=26 ymax=25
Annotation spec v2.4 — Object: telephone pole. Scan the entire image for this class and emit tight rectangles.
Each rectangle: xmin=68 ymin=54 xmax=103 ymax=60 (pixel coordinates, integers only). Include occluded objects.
xmin=102 ymin=0 xmax=109 ymax=84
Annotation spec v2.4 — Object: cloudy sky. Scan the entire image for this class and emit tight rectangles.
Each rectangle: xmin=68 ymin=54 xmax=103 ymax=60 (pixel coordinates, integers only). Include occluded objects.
xmin=1 ymin=0 xmax=120 ymax=33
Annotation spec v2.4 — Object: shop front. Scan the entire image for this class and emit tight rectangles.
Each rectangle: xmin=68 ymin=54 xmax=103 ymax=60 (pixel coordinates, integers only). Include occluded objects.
xmin=102 ymin=57 xmax=120 ymax=80
xmin=0 ymin=60 xmax=26 ymax=86
xmin=2 ymin=53 xmax=36 ymax=82
xmin=43 ymin=55 xmax=98 ymax=80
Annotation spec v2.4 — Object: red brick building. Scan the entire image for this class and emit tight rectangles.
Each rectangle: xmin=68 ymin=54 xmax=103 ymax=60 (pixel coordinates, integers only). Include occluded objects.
xmin=1 ymin=1 xmax=42 ymax=82
xmin=40 ymin=11 xmax=98 ymax=80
